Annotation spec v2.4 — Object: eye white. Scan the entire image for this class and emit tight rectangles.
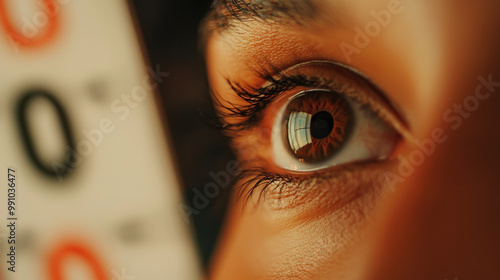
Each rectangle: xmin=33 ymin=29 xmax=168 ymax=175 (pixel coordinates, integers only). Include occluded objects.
xmin=271 ymin=90 xmax=399 ymax=172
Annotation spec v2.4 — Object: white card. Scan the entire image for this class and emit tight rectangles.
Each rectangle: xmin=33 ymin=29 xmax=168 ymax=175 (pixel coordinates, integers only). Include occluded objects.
xmin=0 ymin=0 xmax=201 ymax=279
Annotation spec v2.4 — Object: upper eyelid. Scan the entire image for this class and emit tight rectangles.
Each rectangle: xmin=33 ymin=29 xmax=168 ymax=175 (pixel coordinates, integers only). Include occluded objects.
xmin=221 ymin=60 xmax=413 ymax=143
xmin=274 ymin=60 xmax=409 ymax=126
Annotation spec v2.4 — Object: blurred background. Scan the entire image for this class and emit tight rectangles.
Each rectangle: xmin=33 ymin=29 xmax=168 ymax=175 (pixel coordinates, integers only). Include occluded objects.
xmin=0 ymin=0 xmax=231 ymax=278
xmin=130 ymin=0 xmax=233 ymax=269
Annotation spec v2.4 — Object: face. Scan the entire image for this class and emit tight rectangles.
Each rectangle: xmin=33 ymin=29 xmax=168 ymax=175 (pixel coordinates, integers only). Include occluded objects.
xmin=203 ymin=0 xmax=500 ymax=279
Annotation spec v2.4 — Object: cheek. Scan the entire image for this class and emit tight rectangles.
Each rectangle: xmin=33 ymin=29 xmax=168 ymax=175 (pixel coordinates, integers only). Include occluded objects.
xmin=211 ymin=167 xmax=390 ymax=280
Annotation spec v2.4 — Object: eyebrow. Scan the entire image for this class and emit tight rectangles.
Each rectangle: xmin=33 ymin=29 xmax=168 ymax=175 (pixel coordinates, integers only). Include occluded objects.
xmin=213 ymin=0 xmax=317 ymax=27
xmin=199 ymin=0 xmax=318 ymax=50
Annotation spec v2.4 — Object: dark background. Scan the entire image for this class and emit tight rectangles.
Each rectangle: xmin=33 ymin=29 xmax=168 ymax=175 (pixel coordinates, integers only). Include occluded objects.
xmin=130 ymin=0 xmax=234 ymax=269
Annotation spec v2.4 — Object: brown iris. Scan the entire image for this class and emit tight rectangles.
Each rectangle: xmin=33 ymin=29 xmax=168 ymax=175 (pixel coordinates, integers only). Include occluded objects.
xmin=285 ymin=90 xmax=353 ymax=163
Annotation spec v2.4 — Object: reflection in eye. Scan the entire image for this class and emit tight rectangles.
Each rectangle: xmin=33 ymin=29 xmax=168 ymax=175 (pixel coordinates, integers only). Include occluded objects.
xmin=286 ymin=90 xmax=353 ymax=163
xmin=273 ymin=87 xmax=400 ymax=172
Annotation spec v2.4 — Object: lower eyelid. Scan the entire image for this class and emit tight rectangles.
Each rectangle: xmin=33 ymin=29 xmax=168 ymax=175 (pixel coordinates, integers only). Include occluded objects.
xmin=240 ymin=159 xmax=397 ymax=216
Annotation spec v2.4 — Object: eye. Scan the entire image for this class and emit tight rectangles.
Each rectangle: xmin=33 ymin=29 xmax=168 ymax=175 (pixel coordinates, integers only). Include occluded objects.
xmin=272 ymin=88 xmax=401 ymax=172
xmin=284 ymin=89 xmax=354 ymax=163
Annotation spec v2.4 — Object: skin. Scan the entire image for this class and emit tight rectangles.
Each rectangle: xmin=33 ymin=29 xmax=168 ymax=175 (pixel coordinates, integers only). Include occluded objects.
xmin=204 ymin=0 xmax=500 ymax=279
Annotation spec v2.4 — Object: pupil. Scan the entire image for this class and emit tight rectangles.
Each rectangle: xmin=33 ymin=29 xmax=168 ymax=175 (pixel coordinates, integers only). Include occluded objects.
xmin=310 ymin=111 xmax=334 ymax=139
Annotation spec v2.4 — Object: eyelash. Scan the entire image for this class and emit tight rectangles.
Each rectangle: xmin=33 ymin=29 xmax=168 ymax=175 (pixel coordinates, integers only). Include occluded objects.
xmin=214 ymin=73 xmax=329 ymax=132
xmin=234 ymin=168 xmax=295 ymax=203
xmin=214 ymin=68 xmax=401 ymax=201
xmin=234 ymin=163 xmax=370 ymax=204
